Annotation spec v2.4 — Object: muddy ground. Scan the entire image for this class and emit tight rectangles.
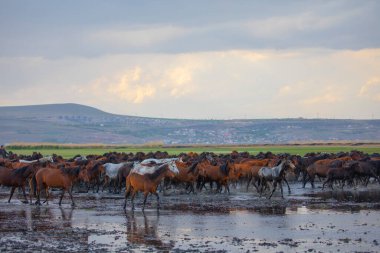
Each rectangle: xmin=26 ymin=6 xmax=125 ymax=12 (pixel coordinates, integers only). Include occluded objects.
xmin=1 ymin=182 xmax=380 ymax=252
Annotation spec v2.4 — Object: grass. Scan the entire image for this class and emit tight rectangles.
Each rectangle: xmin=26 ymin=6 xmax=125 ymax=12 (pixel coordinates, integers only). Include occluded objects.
xmin=6 ymin=144 xmax=380 ymax=159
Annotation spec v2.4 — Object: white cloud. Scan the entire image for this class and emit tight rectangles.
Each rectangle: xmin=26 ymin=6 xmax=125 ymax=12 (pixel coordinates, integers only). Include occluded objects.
xmin=1 ymin=48 xmax=380 ymax=119
xmin=105 ymin=67 xmax=156 ymax=104
xmin=359 ymin=77 xmax=380 ymax=101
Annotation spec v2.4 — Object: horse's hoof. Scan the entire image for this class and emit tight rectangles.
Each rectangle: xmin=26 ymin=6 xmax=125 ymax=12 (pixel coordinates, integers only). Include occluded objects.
xmin=22 ymin=201 xmax=29 ymax=204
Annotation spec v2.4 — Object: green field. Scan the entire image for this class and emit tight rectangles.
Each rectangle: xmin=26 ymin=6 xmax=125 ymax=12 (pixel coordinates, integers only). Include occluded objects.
xmin=7 ymin=145 xmax=380 ymax=159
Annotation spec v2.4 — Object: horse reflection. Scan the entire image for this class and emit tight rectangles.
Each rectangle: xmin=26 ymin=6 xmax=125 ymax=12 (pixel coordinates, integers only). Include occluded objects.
xmin=29 ymin=206 xmax=74 ymax=231
xmin=125 ymin=211 xmax=174 ymax=251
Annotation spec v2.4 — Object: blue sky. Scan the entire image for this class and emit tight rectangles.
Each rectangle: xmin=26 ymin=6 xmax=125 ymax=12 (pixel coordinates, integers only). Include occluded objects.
xmin=0 ymin=1 xmax=379 ymax=119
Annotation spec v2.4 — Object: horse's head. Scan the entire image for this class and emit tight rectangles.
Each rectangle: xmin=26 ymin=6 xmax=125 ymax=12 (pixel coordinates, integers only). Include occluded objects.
xmin=284 ymin=159 xmax=296 ymax=172
xmin=226 ymin=162 xmax=241 ymax=180
xmin=187 ymin=161 xmax=199 ymax=176
xmin=167 ymin=160 xmax=179 ymax=175
xmin=78 ymin=168 xmax=90 ymax=182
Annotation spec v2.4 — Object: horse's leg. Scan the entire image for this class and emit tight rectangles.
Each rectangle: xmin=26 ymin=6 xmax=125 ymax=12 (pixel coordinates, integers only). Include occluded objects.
xmin=268 ymin=182 xmax=277 ymax=199
xmin=131 ymin=190 xmax=136 ymax=210
xmin=283 ymin=178 xmax=291 ymax=194
xmin=259 ymin=179 xmax=264 ymax=197
xmin=154 ymin=192 xmax=160 ymax=209
xmin=310 ymin=175 xmax=315 ymax=189
xmin=302 ymin=173 xmax=307 ymax=188
xmin=68 ymin=187 xmax=75 ymax=207
xmin=43 ymin=187 xmax=50 ymax=205
xmin=59 ymin=189 xmax=65 ymax=206
xmin=21 ymin=185 xmax=29 ymax=204
xmin=322 ymin=179 xmax=329 ymax=190
xmin=279 ymin=181 xmax=284 ymax=199
xmin=8 ymin=187 xmax=16 ymax=203
xmin=246 ymin=175 xmax=252 ymax=191
xmin=102 ymin=177 xmax=108 ymax=192
xmin=252 ymin=178 xmax=260 ymax=193
xmin=35 ymin=183 xmax=41 ymax=205
xmin=142 ymin=192 xmax=149 ymax=211
xmin=225 ymin=182 xmax=230 ymax=194
xmin=96 ymin=178 xmax=100 ymax=193
xmin=123 ymin=187 xmax=131 ymax=210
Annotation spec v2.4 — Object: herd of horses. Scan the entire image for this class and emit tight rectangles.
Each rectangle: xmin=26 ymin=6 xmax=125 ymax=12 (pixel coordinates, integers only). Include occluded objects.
xmin=0 ymin=150 xmax=379 ymax=210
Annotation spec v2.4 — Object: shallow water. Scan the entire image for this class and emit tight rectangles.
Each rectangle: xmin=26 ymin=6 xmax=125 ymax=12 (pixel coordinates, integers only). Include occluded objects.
xmin=0 ymin=184 xmax=380 ymax=252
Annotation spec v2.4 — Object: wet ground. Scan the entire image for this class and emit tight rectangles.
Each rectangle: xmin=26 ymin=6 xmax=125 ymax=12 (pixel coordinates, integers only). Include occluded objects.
xmin=1 ymin=183 xmax=380 ymax=252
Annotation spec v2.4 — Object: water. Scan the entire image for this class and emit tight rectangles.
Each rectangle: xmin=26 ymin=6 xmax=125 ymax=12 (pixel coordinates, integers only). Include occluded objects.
xmin=0 ymin=185 xmax=380 ymax=252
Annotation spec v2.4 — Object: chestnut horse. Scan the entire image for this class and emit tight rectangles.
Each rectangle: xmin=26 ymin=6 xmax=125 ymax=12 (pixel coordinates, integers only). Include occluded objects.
xmin=79 ymin=161 xmax=106 ymax=193
xmin=197 ymin=160 xmax=240 ymax=193
xmin=165 ymin=161 xmax=199 ymax=194
xmin=34 ymin=166 xmax=81 ymax=206
xmin=0 ymin=164 xmax=39 ymax=203
xmin=123 ymin=162 xmax=179 ymax=211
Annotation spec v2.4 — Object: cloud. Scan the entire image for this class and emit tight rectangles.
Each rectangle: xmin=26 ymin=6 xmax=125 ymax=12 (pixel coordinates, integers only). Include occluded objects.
xmin=1 ymin=48 xmax=380 ymax=119
xmin=244 ymin=11 xmax=354 ymax=39
xmin=359 ymin=77 xmax=380 ymax=101
xmin=106 ymin=67 xmax=156 ymax=103
xmin=90 ymin=25 xmax=186 ymax=48
xmin=301 ymin=87 xmax=343 ymax=105
xmin=277 ymin=82 xmax=306 ymax=97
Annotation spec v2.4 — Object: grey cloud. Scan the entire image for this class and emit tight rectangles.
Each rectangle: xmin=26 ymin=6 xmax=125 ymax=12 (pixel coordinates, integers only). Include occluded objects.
xmin=0 ymin=1 xmax=379 ymax=58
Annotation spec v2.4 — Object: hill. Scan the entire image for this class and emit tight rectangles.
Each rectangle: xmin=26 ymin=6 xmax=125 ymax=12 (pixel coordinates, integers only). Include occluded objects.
xmin=1 ymin=103 xmax=379 ymax=144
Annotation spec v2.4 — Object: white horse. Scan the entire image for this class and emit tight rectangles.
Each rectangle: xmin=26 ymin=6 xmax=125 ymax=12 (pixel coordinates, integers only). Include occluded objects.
xmin=131 ymin=158 xmax=179 ymax=175
xmin=258 ymin=160 xmax=296 ymax=199
xmin=19 ymin=156 xmax=54 ymax=164
xmin=103 ymin=162 xmax=130 ymax=193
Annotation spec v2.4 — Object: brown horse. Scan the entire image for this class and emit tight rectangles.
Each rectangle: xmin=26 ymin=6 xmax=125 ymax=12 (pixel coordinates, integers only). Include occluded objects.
xmin=123 ymin=163 xmax=178 ymax=211
xmin=304 ymin=157 xmax=352 ymax=188
xmin=322 ymin=164 xmax=356 ymax=190
xmin=197 ymin=160 xmax=239 ymax=193
xmin=0 ymin=164 xmax=39 ymax=203
xmin=166 ymin=161 xmax=199 ymax=194
xmin=34 ymin=166 xmax=81 ymax=206
xmin=79 ymin=161 xmax=106 ymax=193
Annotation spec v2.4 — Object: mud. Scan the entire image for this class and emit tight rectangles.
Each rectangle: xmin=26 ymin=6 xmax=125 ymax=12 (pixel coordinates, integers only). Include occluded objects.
xmin=1 ymin=182 xmax=380 ymax=252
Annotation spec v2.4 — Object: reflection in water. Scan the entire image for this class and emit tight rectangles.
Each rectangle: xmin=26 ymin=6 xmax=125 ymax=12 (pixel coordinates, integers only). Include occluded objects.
xmin=125 ymin=210 xmax=174 ymax=251
xmin=304 ymin=189 xmax=380 ymax=202
xmin=0 ymin=209 xmax=29 ymax=232
xmin=27 ymin=206 xmax=74 ymax=231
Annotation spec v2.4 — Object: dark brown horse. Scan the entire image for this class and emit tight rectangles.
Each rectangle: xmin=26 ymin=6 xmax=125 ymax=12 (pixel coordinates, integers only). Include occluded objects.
xmin=116 ymin=162 xmax=134 ymax=193
xmin=0 ymin=164 xmax=39 ymax=203
xmin=35 ymin=166 xmax=81 ymax=206
xmin=79 ymin=161 xmax=105 ymax=193
xmin=304 ymin=157 xmax=352 ymax=188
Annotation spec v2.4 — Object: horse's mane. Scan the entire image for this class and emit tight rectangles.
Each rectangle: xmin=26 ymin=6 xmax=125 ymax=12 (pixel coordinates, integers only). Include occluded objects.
xmin=219 ymin=161 xmax=230 ymax=176
xmin=187 ymin=162 xmax=199 ymax=174
xmin=275 ymin=159 xmax=283 ymax=166
xmin=90 ymin=162 xmax=102 ymax=172
xmin=60 ymin=166 xmax=80 ymax=176
xmin=146 ymin=164 xmax=168 ymax=180
xmin=13 ymin=165 xmax=30 ymax=175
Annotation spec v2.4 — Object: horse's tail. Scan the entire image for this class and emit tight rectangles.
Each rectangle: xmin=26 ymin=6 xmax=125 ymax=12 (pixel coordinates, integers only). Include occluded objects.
xmin=30 ymin=173 xmax=37 ymax=197
xmin=125 ymin=175 xmax=132 ymax=193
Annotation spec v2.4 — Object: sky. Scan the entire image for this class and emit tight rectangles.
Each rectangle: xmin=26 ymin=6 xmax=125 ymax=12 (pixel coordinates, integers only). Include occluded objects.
xmin=0 ymin=0 xmax=379 ymax=119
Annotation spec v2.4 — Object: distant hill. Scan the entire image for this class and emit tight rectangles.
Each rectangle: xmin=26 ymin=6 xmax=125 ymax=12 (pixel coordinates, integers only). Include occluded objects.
xmin=1 ymin=103 xmax=379 ymax=144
